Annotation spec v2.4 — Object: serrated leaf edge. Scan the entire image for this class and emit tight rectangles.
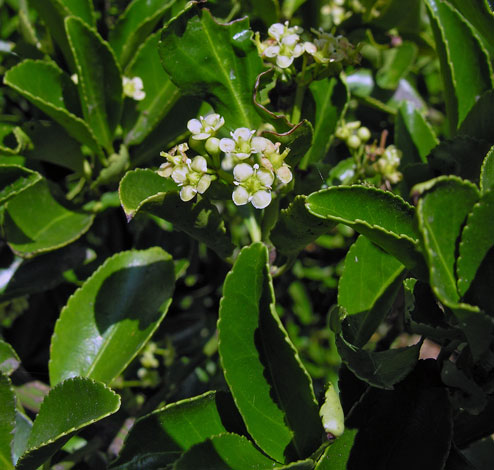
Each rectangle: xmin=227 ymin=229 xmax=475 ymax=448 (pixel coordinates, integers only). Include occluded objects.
xmin=3 ymin=60 xmax=101 ymax=154
xmin=18 ymin=377 xmax=120 ymax=460
xmin=48 ymin=247 xmax=173 ymax=385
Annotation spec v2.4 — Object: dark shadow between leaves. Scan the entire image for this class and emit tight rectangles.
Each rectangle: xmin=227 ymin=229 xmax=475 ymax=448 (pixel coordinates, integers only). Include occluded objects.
xmin=94 ymin=261 xmax=173 ymax=334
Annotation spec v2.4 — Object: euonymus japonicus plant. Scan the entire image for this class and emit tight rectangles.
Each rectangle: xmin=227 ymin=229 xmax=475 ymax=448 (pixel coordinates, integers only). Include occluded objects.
xmin=1 ymin=0 xmax=494 ymax=468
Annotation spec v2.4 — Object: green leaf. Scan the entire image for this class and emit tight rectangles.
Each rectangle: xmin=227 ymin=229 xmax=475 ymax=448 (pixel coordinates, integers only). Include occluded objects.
xmin=270 ymin=196 xmax=336 ymax=257
xmin=0 ymin=340 xmax=20 ymax=376
xmin=336 ymin=335 xmax=421 ymax=389
xmin=65 ymin=16 xmax=123 ymax=151
xmin=49 ymin=248 xmax=175 ymax=385
xmin=118 ymin=169 xmax=177 ymax=219
xmin=416 ymin=176 xmax=479 ymax=305
xmin=3 ymin=60 xmax=101 ymax=153
xmin=112 ymin=391 xmax=246 ymax=469
xmin=27 ymin=0 xmax=95 ymax=70
xmin=110 ymin=0 xmax=177 ymax=68
xmin=447 ymin=0 xmax=494 ymax=59
xmin=16 ymin=377 xmax=120 ymax=470
xmin=346 ymin=361 xmax=452 ymax=469
xmin=301 ymin=76 xmax=348 ymax=166
xmin=459 ymin=90 xmax=494 ymax=144
xmin=338 ymin=236 xmax=405 ymax=347
xmin=314 ymin=429 xmax=357 ymax=470
xmin=173 ymin=433 xmax=277 ymax=470
xmin=457 ymin=191 xmax=494 ymax=297
xmin=159 ymin=6 xmax=265 ymax=129
xmin=12 ymin=412 xmax=32 ymax=467
xmin=218 ymin=243 xmax=323 ymax=463
xmin=395 ymin=101 xmax=438 ymax=166
xmin=3 ymin=180 xmax=94 ymax=258
xmin=0 ymin=373 xmax=15 ymax=470
xmin=427 ymin=136 xmax=491 ymax=184
xmin=119 ymin=169 xmax=234 ymax=259
xmin=21 ymin=120 xmax=85 ymax=173
xmin=0 ymin=126 xmax=30 ymax=156
xmin=123 ymin=31 xmax=180 ymax=146
xmin=480 ymin=145 xmax=494 ymax=194
xmin=376 ymin=42 xmax=417 ymax=90
xmin=306 ymin=186 xmax=425 ymax=276
xmin=0 ymin=245 xmax=86 ymax=302
xmin=274 ymin=459 xmax=314 ymax=470
xmin=0 ymin=164 xmax=41 ymax=206
xmin=424 ymin=0 xmax=493 ymax=132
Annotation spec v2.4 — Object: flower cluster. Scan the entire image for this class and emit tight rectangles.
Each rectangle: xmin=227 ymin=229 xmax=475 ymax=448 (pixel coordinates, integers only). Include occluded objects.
xmin=374 ymin=145 xmax=403 ymax=184
xmin=335 ymin=121 xmax=371 ymax=150
xmin=255 ymin=21 xmax=359 ymax=70
xmin=255 ymin=22 xmax=306 ymax=69
xmin=157 ymin=143 xmax=212 ymax=202
xmin=156 ymin=113 xmax=293 ymax=210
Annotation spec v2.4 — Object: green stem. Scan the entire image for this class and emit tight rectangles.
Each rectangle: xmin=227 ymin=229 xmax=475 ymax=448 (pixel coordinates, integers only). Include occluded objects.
xmin=245 ymin=212 xmax=262 ymax=243
xmin=291 ymin=55 xmax=308 ymax=124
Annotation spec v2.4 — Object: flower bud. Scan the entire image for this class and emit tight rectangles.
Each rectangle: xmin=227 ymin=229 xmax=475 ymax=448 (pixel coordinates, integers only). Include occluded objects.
xmin=357 ymin=127 xmax=371 ymax=142
xmin=205 ymin=137 xmax=221 ymax=156
xmin=347 ymin=135 xmax=361 ymax=149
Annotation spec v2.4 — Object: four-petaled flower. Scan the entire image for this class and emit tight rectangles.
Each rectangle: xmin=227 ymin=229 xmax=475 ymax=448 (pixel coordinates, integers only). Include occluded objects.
xmin=261 ymin=22 xmax=305 ymax=68
xmin=187 ymin=114 xmax=225 ymax=140
xmin=251 ymin=137 xmax=293 ymax=184
xmin=123 ymin=76 xmax=145 ymax=101
xmin=232 ymin=163 xmax=274 ymax=209
xmin=220 ymin=128 xmax=257 ymax=169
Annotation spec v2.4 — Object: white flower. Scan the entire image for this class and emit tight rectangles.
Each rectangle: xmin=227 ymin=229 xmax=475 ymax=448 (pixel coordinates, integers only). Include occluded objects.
xmin=262 ymin=21 xmax=305 ymax=68
xmin=219 ymin=128 xmax=257 ymax=161
xmin=123 ymin=76 xmax=145 ymax=101
xmin=187 ymin=114 xmax=224 ymax=140
xmin=232 ymin=163 xmax=274 ymax=209
xmin=252 ymin=137 xmax=293 ymax=184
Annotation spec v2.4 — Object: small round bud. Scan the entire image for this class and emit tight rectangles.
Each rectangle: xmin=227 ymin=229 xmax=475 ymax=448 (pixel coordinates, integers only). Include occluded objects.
xmin=357 ymin=127 xmax=371 ymax=142
xmin=205 ymin=137 xmax=220 ymax=156
xmin=347 ymin=135 xmax=361 ymax=149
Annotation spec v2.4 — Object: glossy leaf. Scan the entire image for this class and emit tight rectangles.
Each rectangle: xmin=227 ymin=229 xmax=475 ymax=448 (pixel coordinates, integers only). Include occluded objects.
xmin=123 ymin=31 xmax=180 ymax=145
xmin=119 ymin=169 xmax=177 ymax=218
xmin=3 ymin=180 xmax=94 ymax=258
xmin=424 ymin=0 xmax=493 ymax=131
xmin=3 ymin=60 xmax=101 ymax=153
xmin=0 ymin=245 xmax=86 ymax=302
xmin=0 ymin=373 xmax=15 ymax=470
xmin=346 ymin=361 xmax=452 ymax=470
xmin=376 ymin=41 xmax=417 ymax=90
xmin=112 ymin=391 xmax=246 ymax=469
xmin=480 ymin=146 xmax=494 ymax=194
xmin=447 ymin=0 xmax=494 ymax=58
xmin=27 ymin=0 xmax=95 ymax=70
xmin=173 ymin=433 xmax=277 ymax=470
xmin=314 ymin=429 xmax=357 ymax=470
xmin=12 ymin=412 xmax=32 ymax=467
xmin=119 ymin=169 xmax=234 ymax=259
xmin=306 ymin=186 xmax=425 ymax=276
xmin=274 ymin=459 xmax=314 ymax=470
xmin=49 ymin=248 xmax=174 ymax=385
xmin=20 ymin=120 xmax=85 ymax=172
xmin=218 ymin=243 xmax=323 ymax=463
xmin=428 ymin=136 xmax=491 ymax=184
xmin=457 ymin=191 xmax=494 ymax=297
xmin=301 ymin=76 xmax=348 ymax=166
xmin=270 ymin=196 xmax=336 ymax=257
xmin=416 ymin=176 xmax=479 ymax=305
xmin=0 ymin=164 xmax=41 ymax=206
xmin=337 ymin=335 xmax=421 ymax=389
xmin=65 ymin=16 xmax=122 ymax=151
xmin=338 ymin=236 xmax=405 ymax=347
xmin=110 ymin=0 xmax=177 ymax=68
xmin=0 ymin=340 xmax=20 ymax=376
xmin=395 ymin=101 xmax=438 ymax=166
xmin=159 ymin=5 xmax=265 ymax=129
xmin=458 ymin=90 xmax=494 ymax=144
xmin=16 ymin=377 xmax=120 ymax=470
